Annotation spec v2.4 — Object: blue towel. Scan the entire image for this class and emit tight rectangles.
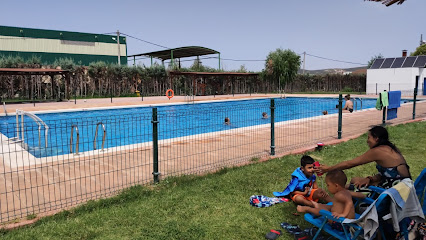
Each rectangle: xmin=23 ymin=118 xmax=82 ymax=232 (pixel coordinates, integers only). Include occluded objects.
xmin=387 ymin=108 xmax=397 ymax=120
xmin=273 ymin=167 xmax=316 ymax=197
xmin=388 ymin=91 xmax=401 ymax=109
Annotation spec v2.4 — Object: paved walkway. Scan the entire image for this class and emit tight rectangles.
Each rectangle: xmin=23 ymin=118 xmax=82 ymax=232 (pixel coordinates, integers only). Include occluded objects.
xmin=7 ymin=93 xmax=423 ymax=114
xmin=0 ymin=94 xmax=425 ymax=226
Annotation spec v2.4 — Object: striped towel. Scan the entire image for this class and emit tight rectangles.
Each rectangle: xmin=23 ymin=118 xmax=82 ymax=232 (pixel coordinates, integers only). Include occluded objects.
xmin=250 ymin=195 xmax=289 ymax=208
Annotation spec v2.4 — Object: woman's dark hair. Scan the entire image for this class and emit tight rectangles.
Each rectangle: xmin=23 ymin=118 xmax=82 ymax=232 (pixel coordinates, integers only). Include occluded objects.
xmin=369 ymin=126 xmax=401 ymax=154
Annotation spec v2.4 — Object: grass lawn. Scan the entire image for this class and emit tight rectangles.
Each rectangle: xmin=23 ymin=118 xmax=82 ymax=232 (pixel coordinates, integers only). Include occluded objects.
xmin=1 ymin=121 xmax=425 ymax=240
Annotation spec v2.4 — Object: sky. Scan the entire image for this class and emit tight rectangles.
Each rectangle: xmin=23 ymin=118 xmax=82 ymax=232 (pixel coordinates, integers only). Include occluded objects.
xmin=1 ymin=0 xmax=425 ymax=71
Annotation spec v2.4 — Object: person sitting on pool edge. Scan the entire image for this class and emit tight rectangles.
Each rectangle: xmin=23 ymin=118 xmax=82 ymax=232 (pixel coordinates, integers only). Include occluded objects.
xmin=297 ymin=170 xmax=355 ymax=232
xmin=273 ymin=155 xmax=332 ymax=207
xmin=224 ymin=117 xmax=230 ymax=125
xmin=343 ymin=94 xmax=354 ymax=113
xmin=262 ymin=112 xmax=268 ymax=119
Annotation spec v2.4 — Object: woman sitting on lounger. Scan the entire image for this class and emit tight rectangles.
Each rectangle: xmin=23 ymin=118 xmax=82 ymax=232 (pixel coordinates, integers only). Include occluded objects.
xmin=316 ymin=126 xmax=411 ymax=189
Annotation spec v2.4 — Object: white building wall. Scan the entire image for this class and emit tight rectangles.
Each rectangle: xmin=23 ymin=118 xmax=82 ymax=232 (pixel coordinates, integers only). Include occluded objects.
xmin=366 ymin=68 xmax=423 ymax=96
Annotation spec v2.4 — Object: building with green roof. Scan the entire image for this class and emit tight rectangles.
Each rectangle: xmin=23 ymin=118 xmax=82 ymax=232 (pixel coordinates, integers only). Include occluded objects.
xmin=0 ymin=25 xmax=127 ymax=65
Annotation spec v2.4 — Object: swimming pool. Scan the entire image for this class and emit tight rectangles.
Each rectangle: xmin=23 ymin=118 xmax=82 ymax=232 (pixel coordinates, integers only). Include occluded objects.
xmin=0 ymin=97 xmax=380 ymax=158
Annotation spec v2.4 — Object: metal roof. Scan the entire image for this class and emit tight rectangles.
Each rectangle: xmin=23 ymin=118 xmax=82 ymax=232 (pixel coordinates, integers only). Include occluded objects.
xmin=0 ymin=68 xmax=69 ymax=75
xmin=128 ymin=46 xmax=219 ymax=60
xmin=369 ymin=55 xmax=426 ymax=69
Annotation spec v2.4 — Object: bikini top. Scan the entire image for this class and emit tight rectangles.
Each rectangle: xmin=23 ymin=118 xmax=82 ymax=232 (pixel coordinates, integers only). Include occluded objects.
xmin=376 ymin=163 xmax=411 ymax=180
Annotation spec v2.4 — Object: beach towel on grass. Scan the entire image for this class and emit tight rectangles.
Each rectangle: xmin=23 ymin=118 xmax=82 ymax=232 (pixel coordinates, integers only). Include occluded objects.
xmin=249 ymin=195 xmax=289 ymax=208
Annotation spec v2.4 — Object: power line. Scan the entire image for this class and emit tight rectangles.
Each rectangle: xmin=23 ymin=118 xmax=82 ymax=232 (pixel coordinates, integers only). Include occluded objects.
xmin=216 ymin=57 xmax=265 ymax=62
xmin=305 ymin=53 xmax=366 ymax=65
xmin=120 ymin=32 xmax=169 ymax=49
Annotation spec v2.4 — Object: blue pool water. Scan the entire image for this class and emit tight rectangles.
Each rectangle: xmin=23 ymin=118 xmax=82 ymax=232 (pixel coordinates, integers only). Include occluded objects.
xmin=0 ymin=97 xmax=381 ymax=157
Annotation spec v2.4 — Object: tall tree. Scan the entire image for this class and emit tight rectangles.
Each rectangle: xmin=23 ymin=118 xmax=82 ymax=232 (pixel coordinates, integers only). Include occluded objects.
xmin=411 ymin=44 xmax=426 ymax=56
xmin=264 ymin=48 xmax=301 ymax=88
xmin=367 ymin=53 xmax=384 ymax=68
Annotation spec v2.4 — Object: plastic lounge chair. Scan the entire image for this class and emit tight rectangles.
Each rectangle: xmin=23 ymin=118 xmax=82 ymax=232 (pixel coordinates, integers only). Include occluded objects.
xmin=414 ymin=168 xmax=426 ymax=215
xmin=368 ymin=168 xmax=426 ymax=240
xmin=304 ymin=210 xmax=363 ymax=240
xmin=303 ymin=197 xmax=374 ymax=240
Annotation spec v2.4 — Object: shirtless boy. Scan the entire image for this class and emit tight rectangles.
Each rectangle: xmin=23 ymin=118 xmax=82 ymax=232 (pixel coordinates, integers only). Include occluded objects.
xmin=297 ymin=170 xmax=355 ymax=231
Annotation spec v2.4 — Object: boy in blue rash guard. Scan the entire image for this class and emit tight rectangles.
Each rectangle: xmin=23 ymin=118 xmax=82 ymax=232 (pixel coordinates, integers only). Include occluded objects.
xmin=273 ymin=155 xmax=331 ymax=207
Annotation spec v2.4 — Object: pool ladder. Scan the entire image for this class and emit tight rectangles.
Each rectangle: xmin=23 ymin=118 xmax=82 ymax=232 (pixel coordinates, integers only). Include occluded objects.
xmin=353 ymin=97 xmax=363 ymax=111
xmin=70 ymin=122 xmax=106 ymax=155
xmin=70 ymin=125 xmax=80 ymax=154
xmin=13 ymin=109 xmax=49 ymax=148
xmin=93 ymin=122 xmax=106 ymax=151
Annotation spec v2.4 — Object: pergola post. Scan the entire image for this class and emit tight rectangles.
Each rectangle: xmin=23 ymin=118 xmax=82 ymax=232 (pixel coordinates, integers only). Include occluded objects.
xmin=171 ymin=50 xmax=174 ymax=68
xmin=218 ymin=53 xmax=221 ymax=70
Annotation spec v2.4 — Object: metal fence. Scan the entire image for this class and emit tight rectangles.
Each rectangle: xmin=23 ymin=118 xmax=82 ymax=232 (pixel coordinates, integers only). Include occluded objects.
xmin=0 ymin=93 xmax=425 ymax=223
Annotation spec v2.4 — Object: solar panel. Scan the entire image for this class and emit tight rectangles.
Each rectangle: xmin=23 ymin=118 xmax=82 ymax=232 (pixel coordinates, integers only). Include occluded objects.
xmin=370 ymin=58 xmax=384 ymax=69
xmin=380 ymin=58 xmax=395 ymax=68
xmin=413 ymin=55 xmax=426 ymax=67
xmin=402 ymin=56 xmax=417 ymax=68
xmin=391 ymin=57 xmax=405 ymax=68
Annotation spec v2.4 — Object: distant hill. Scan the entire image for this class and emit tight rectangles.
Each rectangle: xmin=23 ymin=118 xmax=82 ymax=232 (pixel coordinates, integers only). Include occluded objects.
xmin=298 ymin=66 xmax=368 ymax=75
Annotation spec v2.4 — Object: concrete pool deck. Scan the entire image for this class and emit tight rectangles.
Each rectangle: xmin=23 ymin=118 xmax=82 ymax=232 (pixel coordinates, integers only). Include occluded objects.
xmin=2 ymin=93 xmax=425 ymax=114
xmin=1 ymin=93 xmax=410 ymax=114
xmin=1 ymin=94 xmax=426 ymax=228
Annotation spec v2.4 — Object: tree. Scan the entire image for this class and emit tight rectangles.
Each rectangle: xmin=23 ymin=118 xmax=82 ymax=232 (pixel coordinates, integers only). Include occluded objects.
xmin=264 ymin=48 xmax=301 ymax=88
xmin=367 ymin=53 xmax=384 ymax=68
xmin=365 ymin=0 xmax=406 ymax=7
xmin=411 ymin=44 xmax=426 ymax=56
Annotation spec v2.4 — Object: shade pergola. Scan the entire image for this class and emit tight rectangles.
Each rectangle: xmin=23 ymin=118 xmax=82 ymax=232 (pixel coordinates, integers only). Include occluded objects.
xmin=128 ymin=46 xmax=221 ymax=69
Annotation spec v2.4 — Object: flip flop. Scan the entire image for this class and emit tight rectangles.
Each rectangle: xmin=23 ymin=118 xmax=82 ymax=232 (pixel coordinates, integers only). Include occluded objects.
xmin=280 ymin=223 xmax=302 ymax=234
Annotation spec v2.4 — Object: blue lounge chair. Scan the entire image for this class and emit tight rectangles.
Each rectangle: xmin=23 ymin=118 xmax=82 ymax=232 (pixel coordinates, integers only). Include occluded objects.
xmin=303 ymin=197 xmax=376 ymax=240
xmin=369 ymin=168 xmax=426 ymax=240
xmin=414 ymin=168 xmax=426 ymax=215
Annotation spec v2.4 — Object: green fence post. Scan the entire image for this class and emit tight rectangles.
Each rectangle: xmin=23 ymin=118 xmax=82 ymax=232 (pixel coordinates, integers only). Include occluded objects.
xmin=413 ymin=76 xmax=419 ymax=119
xmin=382 ymin=106 xmax=386 ymax=125
xmin=152 ymin=107 xmax=160 ymax=183
xmin=338 ymin=94 xmax=343 ymax=139
xmin=270 ymin=98 xmax=275 ymax=155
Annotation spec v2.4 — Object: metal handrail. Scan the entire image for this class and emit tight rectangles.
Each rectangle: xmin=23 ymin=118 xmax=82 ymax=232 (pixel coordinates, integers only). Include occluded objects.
xmin=353 ymin=97 xmax=363 ymax=111
xmin=93 ymin=122 xmax=106 ymax=151
xmin=2 ymin=102 xmax=7 ymax=116
xmin=70 ymin=125 xmax=79 ymax=154
xmin=15 ymin=109 xmax=49 ymax=147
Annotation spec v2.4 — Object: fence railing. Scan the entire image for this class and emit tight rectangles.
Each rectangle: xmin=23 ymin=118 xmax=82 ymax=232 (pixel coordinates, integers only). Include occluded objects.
xmin=0 ymin=92 xmax=425 ymax=223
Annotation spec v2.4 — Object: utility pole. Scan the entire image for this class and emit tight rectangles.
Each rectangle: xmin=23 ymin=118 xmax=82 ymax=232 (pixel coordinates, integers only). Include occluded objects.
xmin=117 ymin=30 xmax=121 ymax=65
xmin=303 ymin=52 xmax=306 ymax=74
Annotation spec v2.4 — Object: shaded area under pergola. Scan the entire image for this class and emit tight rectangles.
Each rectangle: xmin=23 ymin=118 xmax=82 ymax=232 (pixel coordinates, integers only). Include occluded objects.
xmin=168 ymin=71 xmax=259 ymax=97
xmin=128 ymin=46 xmax=221 ymax=69
xmin=0 ymin=68 xmax=71 ymax=105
